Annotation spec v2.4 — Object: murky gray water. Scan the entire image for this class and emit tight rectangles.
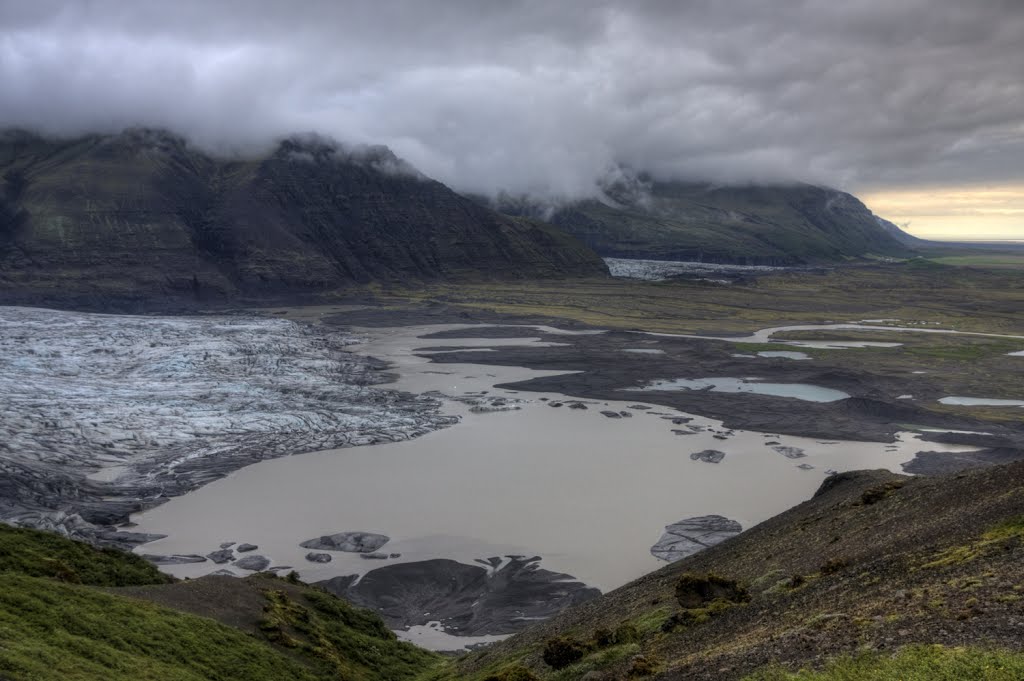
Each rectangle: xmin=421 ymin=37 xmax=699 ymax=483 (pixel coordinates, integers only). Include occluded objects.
xmin=939 ymin=396 xmax=1024 ymax=407
xmin=628 ymin=377 xmax=850 ymax=402
xmin=643 ymin=322 xmax=1024 ymax=347
xmin=757 ymin=351 xmax=811 ymax=360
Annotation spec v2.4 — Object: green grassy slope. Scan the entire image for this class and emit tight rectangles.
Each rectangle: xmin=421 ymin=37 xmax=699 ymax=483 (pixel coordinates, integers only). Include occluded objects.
xmin=0 ymin=523 xmax=171 ymax=586
xmin=0 ymin=522 xmax=444 ymax=681
xmin=0 ymin=573 xmax=326 ymax=681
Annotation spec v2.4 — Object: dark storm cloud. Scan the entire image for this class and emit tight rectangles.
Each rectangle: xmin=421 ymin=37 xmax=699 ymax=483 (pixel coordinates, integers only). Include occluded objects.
xmin=2 ymin=0 xmax=1022 ymax=197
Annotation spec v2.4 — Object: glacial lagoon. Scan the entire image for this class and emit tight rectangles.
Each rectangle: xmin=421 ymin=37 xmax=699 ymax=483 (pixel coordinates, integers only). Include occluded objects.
xmin=127 ymin=321 xmax=991 ymax=646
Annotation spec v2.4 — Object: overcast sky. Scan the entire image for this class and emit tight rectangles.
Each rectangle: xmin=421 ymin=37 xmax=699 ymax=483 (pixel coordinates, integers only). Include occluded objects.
xmin=2 ymin=1 xmax=1022 ymax=237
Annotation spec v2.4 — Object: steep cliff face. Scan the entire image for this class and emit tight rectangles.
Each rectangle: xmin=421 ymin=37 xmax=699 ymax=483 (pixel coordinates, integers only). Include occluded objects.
xmin=0 ymin=129 xmax=606 ymax=309
xmin=486 ymin=175 xmax=918 ymax=265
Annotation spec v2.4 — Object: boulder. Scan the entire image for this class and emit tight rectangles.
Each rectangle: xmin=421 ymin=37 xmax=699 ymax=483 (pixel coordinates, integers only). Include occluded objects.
xmin=690 ymin=450 xmax=726 ymax=464
xmin=300 ymin=531 xmax=390 ymax=553
xmin=305 ymin=552 xmax=333 ymax=563
xmin=206 ymin=549 xmax=235 ymax=564
xmin=234 ymin=555 xmax=271 ymax=571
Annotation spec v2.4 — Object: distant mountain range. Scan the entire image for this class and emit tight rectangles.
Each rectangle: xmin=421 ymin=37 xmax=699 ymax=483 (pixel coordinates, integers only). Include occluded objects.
xmin=1 ymin=128 xmax=932 ymax=310
xmin=478 ymin=170 xmax=920 ymax=265
xmin=0 ymin=129 xmax=605 ymax=309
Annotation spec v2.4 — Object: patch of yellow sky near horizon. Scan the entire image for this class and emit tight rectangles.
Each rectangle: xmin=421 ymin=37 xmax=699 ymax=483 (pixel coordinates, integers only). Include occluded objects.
xmin=861 ymin=183 xmax=1024 ymax=241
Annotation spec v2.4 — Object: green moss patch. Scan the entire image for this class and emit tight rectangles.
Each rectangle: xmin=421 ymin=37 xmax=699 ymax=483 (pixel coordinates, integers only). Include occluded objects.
xmin=0 ymin=522 xmax=170 ymax=586
xmin=0 ymin=573 xmax=322 ymax=681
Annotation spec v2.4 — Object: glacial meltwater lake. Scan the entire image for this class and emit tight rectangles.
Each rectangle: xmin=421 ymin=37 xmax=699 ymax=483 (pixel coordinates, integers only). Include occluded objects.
xmin=130 ymin=322 xmax=985 ymax=626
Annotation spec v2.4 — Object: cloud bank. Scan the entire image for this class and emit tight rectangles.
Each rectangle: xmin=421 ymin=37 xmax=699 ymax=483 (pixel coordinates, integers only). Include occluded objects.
xmin=2 ymin=0 xmax=1023 ymax=199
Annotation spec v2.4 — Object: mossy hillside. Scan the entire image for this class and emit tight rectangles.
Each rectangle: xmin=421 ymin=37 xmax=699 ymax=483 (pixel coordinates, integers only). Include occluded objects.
xmin=0 ymin=572 xmax=326 ymax=681
xmin=0 ymin=522 xmax=170 ymax=586
xmin=257 ymin=587 xmax=441 ymax=680
xmin=746 ymin=645 xmax=1024 ymax=681
xmin=0 ymin=522 xmax=445 ymax=681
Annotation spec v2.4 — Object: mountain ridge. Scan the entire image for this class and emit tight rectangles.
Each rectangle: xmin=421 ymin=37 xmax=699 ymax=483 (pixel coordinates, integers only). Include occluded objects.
xmin=476 ymin=173 xmax=920 ymax=265
xmin=0 ymin=128 xmax=607 ymax=310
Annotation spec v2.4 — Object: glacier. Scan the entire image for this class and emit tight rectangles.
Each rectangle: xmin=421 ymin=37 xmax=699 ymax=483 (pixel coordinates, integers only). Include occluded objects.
xmin=0 ymin=306 xmax=456 ymax=546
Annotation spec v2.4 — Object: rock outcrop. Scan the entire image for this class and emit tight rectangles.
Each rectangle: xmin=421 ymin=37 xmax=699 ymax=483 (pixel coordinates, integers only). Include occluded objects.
xmin=318 ymin=555 xmax=600 ymax=636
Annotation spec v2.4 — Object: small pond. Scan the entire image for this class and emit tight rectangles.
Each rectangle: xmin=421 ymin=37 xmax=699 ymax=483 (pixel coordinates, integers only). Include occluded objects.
xmin=939 ymin=396 xmax=1024 ymax=407
xmin=757 ymin=351 xmax=810 ymax=360
xmin=628 ymin=377 xmax=850 ymax=402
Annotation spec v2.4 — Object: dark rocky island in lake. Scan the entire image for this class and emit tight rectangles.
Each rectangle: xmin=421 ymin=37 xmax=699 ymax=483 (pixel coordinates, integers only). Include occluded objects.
xmin=318 ymin=555 xmax=600 ymax=636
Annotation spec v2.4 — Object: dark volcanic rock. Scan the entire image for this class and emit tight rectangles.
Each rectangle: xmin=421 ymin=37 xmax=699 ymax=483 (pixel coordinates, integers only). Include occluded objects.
xmin=360 ymin=552 xmax=390 ymax=560
xmin=690 ymin=449 xmax=726 ymax=464
xmin=651 ymin=515 xmax=743 ymax=562
xmin=206 ymin=549 xmax=235 ymax=564
xmin=236 ymin=543 xmax=258 ymax=553
xmin=142 ymin=554 xmax=208 ymax=565
xmin=600 ymin=410 xmax=622 ymax=418
xmin=300 ymin=532 xmax=390 ymax=553
xmin=317 ymin=556 xmax=600 ymax=636
xmin=233 ymin=555 xmax=271 ymax=571
xmin=305 ymin=552 xmax=333 ymax=563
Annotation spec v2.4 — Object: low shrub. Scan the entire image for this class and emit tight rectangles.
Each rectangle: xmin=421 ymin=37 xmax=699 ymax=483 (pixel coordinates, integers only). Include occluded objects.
xmin=542 ymin=635 xmax=591 ymax=669
xmin=675 ymin=572 xmax=749 ymax=608
xmin=820 ymin=558 xmax=847 ymax=575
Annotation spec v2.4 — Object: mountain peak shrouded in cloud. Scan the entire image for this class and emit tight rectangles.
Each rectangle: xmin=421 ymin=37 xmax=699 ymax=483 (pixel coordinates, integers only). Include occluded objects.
xmin=2 ymin=1 xmax=1023 ymax=222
